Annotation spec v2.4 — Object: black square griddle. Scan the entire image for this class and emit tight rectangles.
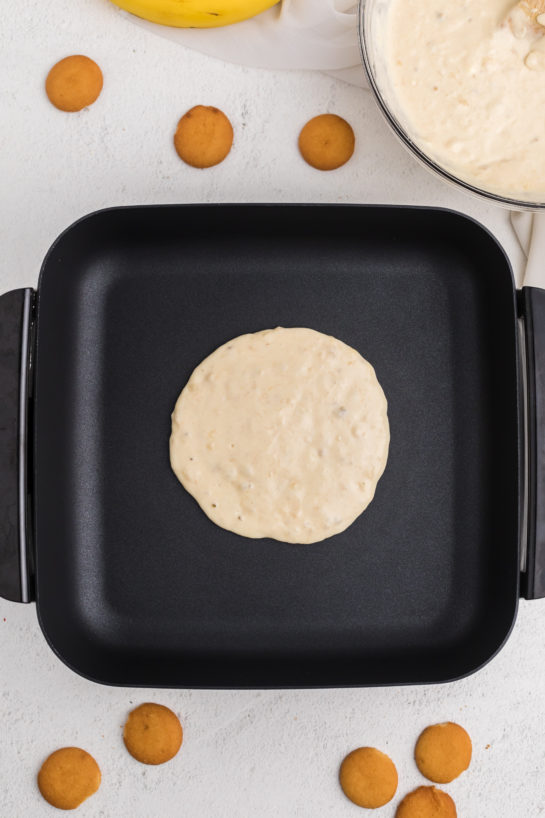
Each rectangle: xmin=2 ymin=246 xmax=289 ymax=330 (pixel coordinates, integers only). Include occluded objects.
xmin=2 ymin=204 xmax=545 ymax=687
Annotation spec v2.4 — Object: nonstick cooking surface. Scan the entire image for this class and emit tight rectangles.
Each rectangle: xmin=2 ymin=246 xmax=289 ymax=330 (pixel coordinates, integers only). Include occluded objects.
xmin=34 ymin=205 xmax=519 ymax=686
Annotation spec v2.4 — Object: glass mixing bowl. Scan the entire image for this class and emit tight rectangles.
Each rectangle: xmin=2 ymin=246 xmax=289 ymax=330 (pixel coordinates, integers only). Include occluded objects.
xmin=358 ymin=0 xmax=545 ymax=210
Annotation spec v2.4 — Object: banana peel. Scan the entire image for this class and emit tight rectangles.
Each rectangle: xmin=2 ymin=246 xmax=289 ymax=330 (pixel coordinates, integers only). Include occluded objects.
xmin=109 ymin=0 xmax=280 ymax=28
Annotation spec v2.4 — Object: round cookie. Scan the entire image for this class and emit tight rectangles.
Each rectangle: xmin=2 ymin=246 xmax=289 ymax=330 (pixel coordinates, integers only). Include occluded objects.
xmin=45 ymin=55 xmax=103 ymax=112
xmin=396 ymin=786 xmax=457 ymax=818
xmin=123 ymin=703 xmax=183 ymax=765
xmin=37 ymin=747 xmax=101 ymax=810
xmin=339 ymin=747 xmax=398 ymax=808
xmin=298 ymin=114 xmax=355 ymax=170
xmin=174 ymin=105 xmax=233 ymax=168
xmin=415 ymin=722 xmax=472 ymax=783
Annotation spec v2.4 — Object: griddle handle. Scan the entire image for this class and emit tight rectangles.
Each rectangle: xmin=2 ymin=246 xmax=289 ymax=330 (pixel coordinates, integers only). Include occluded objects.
xmin=522 ymin=286 xmax=545 ymax=600
xmin=0 ymin=288 xmax=34 ymax=603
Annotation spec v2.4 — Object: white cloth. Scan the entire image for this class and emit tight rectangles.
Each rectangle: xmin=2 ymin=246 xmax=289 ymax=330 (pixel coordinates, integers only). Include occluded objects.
xmin=511 ymin=213 xmax=545 ymax=289
xmin=123 ymin=0 xmax=367 ymax=85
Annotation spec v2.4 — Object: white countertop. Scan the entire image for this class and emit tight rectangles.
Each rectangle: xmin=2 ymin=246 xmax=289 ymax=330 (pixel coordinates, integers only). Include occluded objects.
xmin=1 ymin=2 xmax=543 ymax=816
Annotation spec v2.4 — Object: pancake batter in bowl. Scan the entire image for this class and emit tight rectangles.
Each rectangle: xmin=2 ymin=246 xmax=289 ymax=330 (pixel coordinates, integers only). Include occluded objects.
xmin=170 ymin=327 xmax=389 ymax=544
xmin=385 ymin=0 xmax=545 ymax=198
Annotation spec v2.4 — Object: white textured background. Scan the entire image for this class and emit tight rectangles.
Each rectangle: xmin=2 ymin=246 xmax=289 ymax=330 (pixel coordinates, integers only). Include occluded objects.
xmin=1 ymin=1 xmax=544 ymax=815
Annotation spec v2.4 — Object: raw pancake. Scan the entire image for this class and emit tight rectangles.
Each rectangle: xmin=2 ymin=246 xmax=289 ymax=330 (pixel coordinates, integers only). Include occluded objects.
xmin=170 ymin=327 xmax=389 ymax=544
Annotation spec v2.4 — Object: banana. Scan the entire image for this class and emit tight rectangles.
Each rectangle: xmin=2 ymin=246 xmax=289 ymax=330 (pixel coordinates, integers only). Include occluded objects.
xmin=109 ymin=0 xmax=280 ymax=28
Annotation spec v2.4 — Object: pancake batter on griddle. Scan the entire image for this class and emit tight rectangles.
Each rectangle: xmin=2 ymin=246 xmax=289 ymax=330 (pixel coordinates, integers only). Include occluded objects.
xmin=170 ymin=327 xmax=389 ymax=544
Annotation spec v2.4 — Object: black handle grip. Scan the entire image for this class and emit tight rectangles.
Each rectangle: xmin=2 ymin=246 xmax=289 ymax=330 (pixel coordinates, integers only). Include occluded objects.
xmin=521 ymin=286 xmax=545 ymax=599
xmin=0 ymin=288 xmax=33 ymax=603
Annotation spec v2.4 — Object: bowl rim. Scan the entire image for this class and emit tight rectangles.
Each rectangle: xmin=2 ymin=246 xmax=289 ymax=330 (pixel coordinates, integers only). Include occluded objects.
xmin=357 ymin=0 xmax=545 ymax=211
